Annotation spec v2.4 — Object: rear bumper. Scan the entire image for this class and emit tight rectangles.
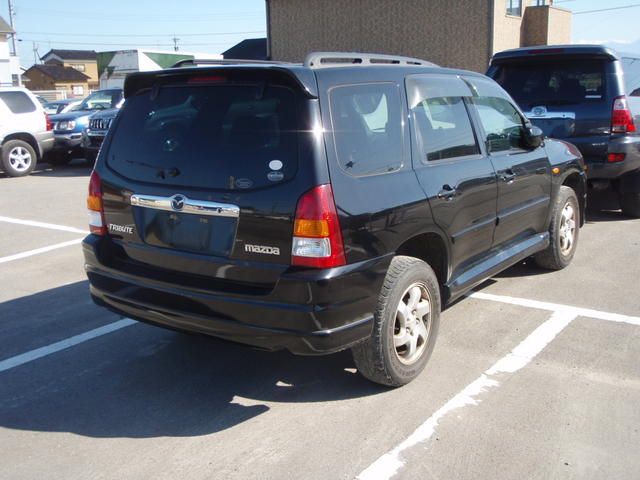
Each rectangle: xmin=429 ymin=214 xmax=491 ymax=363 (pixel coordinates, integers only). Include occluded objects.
xmin=583 ymin=136 xmax=640 ymax=180
xmin=52 ymin=132 xmax=84 ymax=152
xmin=83 ymin=235 xmax=391 ymax=355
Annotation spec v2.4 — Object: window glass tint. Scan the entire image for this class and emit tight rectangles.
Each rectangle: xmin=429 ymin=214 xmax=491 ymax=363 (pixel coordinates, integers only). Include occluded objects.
xmin=329 ymin=83 xmax=402 ymax=176
xmin=492 ymin=60 xmax=606 ymax=108
xmin=106 ymin=84 xmax=300 ymax=190
xmin=412 ymin=96 xmax=478 ymax=162
xmin=0 ymin=91 xmax=36 ymax=114
xmin=473 ymin=97 xmax=524 ymax=153
xmin=78 ymin=90 xmax=122 ymax=111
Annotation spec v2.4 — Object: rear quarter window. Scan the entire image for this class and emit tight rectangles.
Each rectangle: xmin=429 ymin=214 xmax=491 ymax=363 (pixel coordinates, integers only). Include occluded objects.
xmin=0 ymin=91 xmax=37 ymax=114
xmin=105 ymin=83 xmax=300 ymax=190
xmin=329 ymin=83 xmax=403 ymax=177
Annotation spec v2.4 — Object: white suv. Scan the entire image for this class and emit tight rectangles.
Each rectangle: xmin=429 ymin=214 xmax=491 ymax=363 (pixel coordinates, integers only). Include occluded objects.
xmin=0 ymin=87 xmax=54 ymax=177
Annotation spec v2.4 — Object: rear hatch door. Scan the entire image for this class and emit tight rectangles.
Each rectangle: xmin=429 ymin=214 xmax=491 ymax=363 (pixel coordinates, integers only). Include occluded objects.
xmin=97 ymin=68 xmax=322 ymax=291
xmin=488 ymin=57 xmax=614 ymax=159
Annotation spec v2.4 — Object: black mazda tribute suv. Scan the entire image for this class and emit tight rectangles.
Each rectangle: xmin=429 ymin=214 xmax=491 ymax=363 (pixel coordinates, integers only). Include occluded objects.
xmin=83 ymin=53 xmax=586 ymax=386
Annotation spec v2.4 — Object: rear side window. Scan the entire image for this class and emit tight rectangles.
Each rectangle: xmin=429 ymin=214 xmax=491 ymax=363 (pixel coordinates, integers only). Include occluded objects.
xmin=473 ymin=97 xmax=524 ymax=153
xmin=329 ymin=83 xmax=403 ymax=176
xmin=411 ymin=96 xmax=479 ymax=162
xmin=492 ymin=60 xmax=607 ymax=108
xmin=0 ymin=92 xmax=36 ymax=114
xmin=105 ymin=83 xmax=300 ymax=190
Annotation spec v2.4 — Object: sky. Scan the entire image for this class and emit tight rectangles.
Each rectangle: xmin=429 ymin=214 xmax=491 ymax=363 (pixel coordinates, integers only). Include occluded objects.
xmin=1 ymin=0 xmax=639 ymax=68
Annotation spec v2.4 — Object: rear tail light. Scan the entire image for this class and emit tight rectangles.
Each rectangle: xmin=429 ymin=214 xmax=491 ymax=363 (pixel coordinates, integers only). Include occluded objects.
xmin=607 ymin=152 xmax=626 ymax=163
xmin=44 ymin=112 xmax=53 ymax=131
xmin=291 ymin=184 xmax=346 ymax=268
xmin=611 ymin=96 xmax=636 ymax=134
xmin=87 ymin=171 xmax=106 ymax=235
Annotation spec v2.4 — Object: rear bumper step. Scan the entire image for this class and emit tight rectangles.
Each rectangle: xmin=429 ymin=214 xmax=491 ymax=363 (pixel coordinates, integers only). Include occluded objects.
xmin=83 ymin=235 xmax=391 ymax=355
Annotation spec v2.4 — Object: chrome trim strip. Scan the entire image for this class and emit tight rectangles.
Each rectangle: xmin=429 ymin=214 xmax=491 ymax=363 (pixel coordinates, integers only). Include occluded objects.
xmin=524 ymin=111 xmax=576 ymax=120
xmin=130 ymin=194 xmax=240 ymax=218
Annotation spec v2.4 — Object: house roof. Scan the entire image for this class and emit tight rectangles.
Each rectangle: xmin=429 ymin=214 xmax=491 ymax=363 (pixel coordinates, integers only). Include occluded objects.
xmin=40 ymin=49 xmax=98 ymax=61
xmin=0 ymin=16 xmax=14 ymax=34
xmin=222 ymin=38 xmax=268 ymax=60
xmin=25 ymin=64 xmax=91 ymax=82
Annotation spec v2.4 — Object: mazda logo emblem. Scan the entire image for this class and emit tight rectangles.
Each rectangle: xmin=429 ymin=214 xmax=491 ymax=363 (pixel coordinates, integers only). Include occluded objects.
xmin=170 ymin=194 xmax=186 ymax=211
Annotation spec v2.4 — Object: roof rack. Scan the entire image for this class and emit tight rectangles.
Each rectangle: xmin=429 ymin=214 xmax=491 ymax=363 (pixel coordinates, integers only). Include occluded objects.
xmin=304 ymin=52 xmax=437 ymax=69
xmin=171 ymin=58 xmax=290 ymax=68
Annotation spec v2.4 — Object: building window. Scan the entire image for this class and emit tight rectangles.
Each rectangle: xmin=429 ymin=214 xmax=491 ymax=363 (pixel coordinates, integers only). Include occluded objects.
xmin=70 ymin=63 xmax=86 ymax=72
xmin=507 ymin=0 xmax=522 ymax=16
xmin=72 ymin=85 xmax=85 ymax=96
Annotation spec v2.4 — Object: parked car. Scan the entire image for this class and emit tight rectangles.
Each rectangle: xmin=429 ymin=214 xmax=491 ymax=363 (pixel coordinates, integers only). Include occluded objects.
xmin=83 ymin=53 xmax=586 ymax=386
xmin=0 ymin=87 xmax=54 ymax=177
xmin=48 ymin=88 xmax=123 ymax=166
xmin=487 ymin=45 xmax=640 ymax=217
xmin=43 ymin=98 xmax=82 ymax=115
xmin=82 ymin=107 xmax=119 ymax=165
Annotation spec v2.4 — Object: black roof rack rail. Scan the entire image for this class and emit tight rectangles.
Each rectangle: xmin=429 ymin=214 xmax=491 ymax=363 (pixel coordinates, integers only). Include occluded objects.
xmin=304 ymin=51 xmax=437 ymax=69
xmin=171 ymin=58 xmax=291 ymax=68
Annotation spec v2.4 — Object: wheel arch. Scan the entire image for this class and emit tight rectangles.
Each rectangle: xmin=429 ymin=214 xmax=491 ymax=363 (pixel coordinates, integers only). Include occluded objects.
xmin=395 ymin=230 xmax=450 ymax=295
xmin=2 ymin=132 xmax=41 ymax=160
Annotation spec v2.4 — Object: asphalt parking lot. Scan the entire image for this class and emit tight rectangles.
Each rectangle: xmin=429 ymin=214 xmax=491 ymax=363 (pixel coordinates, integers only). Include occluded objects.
xmin=1 ymin=160 xmax=639 ymax=480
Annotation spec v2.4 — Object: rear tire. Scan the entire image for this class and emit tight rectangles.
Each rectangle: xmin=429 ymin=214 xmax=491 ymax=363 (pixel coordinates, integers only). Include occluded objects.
xmin=352 ymin=256 xmax=440 ymax=387
xmin=619 ymin=192 xmax=640 ymax=218
xmin=1 ymin=140 xmax=37 ymax=177
xmin=535 ymin=185 xmax=580 ymax=270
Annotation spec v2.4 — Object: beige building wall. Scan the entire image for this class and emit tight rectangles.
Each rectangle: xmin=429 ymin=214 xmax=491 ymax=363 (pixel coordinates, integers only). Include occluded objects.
xmin=267 ymin=0 xmax=493 ymax=72
xmin=62 ymin=60 xmax=99 ymax=89
xmin=491 ymin=1 xmax=525 ymax=55
xmin=545 ymin=6 xmax=571 ymax=45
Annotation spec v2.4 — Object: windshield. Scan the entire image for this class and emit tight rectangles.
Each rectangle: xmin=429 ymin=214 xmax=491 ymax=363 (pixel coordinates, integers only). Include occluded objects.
xmin=492 ymin=59 xmax=607 ymax=108
xmin=105 ymin=83 xmax=300 ymax=190
xmin=78 ymin=90 xmax=122 ymax=111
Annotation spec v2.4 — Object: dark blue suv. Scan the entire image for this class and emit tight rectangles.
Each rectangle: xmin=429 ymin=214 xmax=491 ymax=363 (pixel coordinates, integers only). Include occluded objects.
xmin=488 ymin=45 xmax=640 ymax=217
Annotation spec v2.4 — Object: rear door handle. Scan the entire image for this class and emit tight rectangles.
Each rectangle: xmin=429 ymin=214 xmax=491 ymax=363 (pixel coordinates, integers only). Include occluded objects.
xmin=437 ymin=184 xmax=457 ymax=200
xmin=500 ymin=169 xmax=516 ymax=183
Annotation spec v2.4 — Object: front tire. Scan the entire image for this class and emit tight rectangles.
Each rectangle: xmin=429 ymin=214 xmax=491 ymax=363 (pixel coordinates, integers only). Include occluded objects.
xmin=535 ymin=185 xmax=580 ymax=270
xmin=619 ymin=192 xmax=640 ymax=218
xmin=1 ymin=140 xmax=37 ymax=177
xmin=352 ymin=256 xmax=440 ymax=387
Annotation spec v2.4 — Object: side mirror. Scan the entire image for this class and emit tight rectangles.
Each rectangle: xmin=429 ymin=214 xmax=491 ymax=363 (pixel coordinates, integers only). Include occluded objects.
xmin=522 ymin=125 xmax=544 ymax=149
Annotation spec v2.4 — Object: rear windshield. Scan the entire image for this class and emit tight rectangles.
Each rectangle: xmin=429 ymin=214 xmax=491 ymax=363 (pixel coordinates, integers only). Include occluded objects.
xmin=105 ymin=83 xmax=300 ymax=190
xmin=492 ymin=59 xmax=607 ymax=108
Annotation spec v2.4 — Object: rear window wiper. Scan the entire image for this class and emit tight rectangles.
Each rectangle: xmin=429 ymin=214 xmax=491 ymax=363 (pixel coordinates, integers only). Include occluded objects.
xmin=122 ymin=158 xmax=180 ymax=178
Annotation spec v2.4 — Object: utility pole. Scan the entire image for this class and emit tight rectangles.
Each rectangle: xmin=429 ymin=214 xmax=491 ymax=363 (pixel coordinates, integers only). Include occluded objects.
xmin=7 ymin=0 xmax=17 ymax=56
xmin=7 ymin=0 xmax=21 ymax=86
xmin=32 ymin=41 xmax=38 ymax=65
xmin=172 ymin=35 xmax=179 ymax=52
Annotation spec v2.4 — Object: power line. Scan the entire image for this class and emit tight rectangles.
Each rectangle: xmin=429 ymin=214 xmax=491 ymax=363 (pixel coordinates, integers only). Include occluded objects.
xmin=17 ymin=38 xmax=240 ymax=47
xmin=574 ymin=3 xmax=640 ymax=14
xmin=18 ymin=30 xmax=265 ymax=38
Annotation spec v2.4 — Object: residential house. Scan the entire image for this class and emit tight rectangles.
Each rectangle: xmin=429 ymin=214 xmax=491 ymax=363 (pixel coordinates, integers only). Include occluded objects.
xmin=0 ymin=15 xmax=20 ymax=87
xmin=265 ymin=0 xmax=571 ymax=72
xmin=23 ymin=64 xmax=91 ymax=98
xmin=40 ymin=49 xmax=99 ymax=90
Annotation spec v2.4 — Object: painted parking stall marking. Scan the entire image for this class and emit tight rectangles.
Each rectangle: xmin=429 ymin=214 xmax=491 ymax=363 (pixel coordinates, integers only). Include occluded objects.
xmin=0 ymin=215 xmax=88 ymax=235
xmin=357 ymin=291 xmax=640 ymax=480
xmin=0 ymin=319 xmax=137 ymax=373
xmin=0 ymin=238 xmax=84 ymax=264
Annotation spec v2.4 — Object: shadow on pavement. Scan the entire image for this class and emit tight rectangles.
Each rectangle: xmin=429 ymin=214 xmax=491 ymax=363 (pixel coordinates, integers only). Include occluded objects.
xmin=0 ymin=281 xmax=385 ymax=439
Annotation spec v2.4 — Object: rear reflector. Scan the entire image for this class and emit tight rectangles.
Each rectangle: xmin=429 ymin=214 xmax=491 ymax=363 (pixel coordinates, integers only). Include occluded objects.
xmin=87 ymin=171 xmax=106 ymax=235
xmin=611 ymin=96 xmax=636 ymax=134
xmin=292 ymin=184 xmax=346 ymax=268
xmin=44 ymin=112 xmax=53 ymax=131
xmin=607 ymin=152 xmax=626 ymax=163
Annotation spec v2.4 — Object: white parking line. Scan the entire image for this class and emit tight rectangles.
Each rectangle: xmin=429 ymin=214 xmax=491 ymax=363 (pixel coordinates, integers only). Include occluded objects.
xmin=357 ymin=310 xmax=577 ymax=480
xmin=0 ymin=215 xmax=88 ymax=235
xmin=0 ymin=238 xmax=84 ymax=264
xmin=469 ymin=291 xmax=640 ymax=326
xmin=0 ymin=319 xmax=137 ymax=373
